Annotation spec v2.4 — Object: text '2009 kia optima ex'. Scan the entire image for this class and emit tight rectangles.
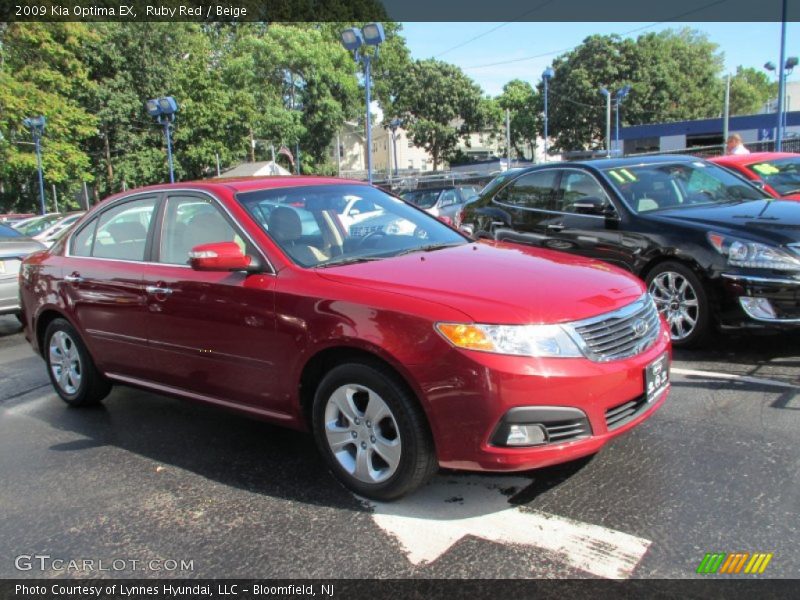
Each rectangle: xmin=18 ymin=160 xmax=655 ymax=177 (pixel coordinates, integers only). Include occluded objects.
xmin=19 ymin=177 xmax=671 ymax=500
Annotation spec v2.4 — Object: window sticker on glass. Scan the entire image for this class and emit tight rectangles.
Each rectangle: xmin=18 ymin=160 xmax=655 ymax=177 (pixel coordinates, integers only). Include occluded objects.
xmin=609 ymin=169 xmax=638 ymax=183
xmin=752 ymin=163 xmax=780 ymax=175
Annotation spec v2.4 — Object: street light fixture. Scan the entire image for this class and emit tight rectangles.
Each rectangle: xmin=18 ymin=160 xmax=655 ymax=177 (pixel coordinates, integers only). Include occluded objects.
xmin=615 ymin=85 xmax=632 ymax=156
xmin=145 ymin=96 xmax=179 ymax=183
xmin=599 ymin=87 xmax=611 ymax=157
xmin=542 ymin=67 xmax=554 ymax=162
xmin=388 ymin=117 xmax=403 ymax=178
xmin=22 ymin=115 xmax=47 ymax=215
xmin=341 ymin=23 xmax=385 ymax=184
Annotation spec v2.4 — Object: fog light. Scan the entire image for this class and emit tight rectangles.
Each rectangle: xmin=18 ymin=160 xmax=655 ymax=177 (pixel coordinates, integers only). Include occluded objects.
xmin=739 ymin=297 xmax=777 ymax=320
xmin=506 ymin=424 xmax=548 ymax=446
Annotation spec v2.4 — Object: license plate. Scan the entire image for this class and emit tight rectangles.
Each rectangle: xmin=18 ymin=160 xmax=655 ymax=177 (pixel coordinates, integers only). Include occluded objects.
xmin=645 ymin=352 xmax=670 ymax=403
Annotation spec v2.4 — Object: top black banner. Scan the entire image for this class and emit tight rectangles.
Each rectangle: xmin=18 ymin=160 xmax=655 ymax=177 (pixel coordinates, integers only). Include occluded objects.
xmin=2 ymin=0 xmax=799 ymax=22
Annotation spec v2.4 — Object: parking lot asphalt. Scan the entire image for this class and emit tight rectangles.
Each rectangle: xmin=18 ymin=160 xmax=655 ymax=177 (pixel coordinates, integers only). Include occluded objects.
xmin=0 ymin=315 xmax=798 ymax=579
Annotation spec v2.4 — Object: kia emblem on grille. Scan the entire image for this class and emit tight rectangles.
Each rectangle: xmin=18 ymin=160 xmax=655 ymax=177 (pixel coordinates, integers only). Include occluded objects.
xmin=632 ymin=319 xmax=649 ymax=338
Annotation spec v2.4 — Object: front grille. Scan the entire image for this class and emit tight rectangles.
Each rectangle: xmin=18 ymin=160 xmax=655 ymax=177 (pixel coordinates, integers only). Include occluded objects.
xmin=544 ymin=419 xmax=590 ymax=443
xmin=605 ymin=394 xmax=648 ymax=431
xmin=568 ymin=294 xmax=661 ymax=362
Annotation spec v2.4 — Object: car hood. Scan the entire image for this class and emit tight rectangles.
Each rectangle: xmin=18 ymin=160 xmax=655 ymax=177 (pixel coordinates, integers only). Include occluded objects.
xmin=649 ymin=200 xmax=800 ymax=244
xmin=0 ymin=238 xmax=45 ymax=258
xmin=316 ymin=241 xmax=644 ymax=324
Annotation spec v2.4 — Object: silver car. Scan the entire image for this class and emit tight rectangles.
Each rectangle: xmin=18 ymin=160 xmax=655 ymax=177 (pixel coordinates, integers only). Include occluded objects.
xmin=0 ymin=224 xmax=45 ymax=319
xmin=400 ymin=185 xmax=480 ymax=221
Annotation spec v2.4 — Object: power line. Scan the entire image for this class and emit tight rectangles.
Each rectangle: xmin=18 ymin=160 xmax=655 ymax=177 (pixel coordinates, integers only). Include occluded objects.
xmin=462 ymin=0 xmax=731 ymax=71
xmin=433 ymin=0 xmax=560 ymax=59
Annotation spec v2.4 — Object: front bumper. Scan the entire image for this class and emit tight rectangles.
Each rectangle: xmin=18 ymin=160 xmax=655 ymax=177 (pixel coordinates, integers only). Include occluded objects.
xmin=0 ymin=277 xmax=21 ymax=315
xmin=719 ymin=273 xmax=800 ymax=326
xmin=409 ymin=325 xmax=671 ymax=472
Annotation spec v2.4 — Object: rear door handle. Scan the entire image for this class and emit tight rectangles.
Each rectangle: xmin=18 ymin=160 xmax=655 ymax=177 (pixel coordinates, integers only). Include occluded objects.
xmin=145 ymin=286 xmax=173 ymax=295
xmin=546 ymin=224 xmax=565 ymax=231
xmin=64 ymin=274 xmax=84 ymax=284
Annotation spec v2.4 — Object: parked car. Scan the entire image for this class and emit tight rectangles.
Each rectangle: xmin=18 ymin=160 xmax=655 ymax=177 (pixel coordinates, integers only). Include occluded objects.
xmin=460 ymin=155 xmax=800 ymax=347
xmin=0 ymin=224 xmax=46 ymax=320
xmin=20 ymin=177 xmax=670 ymax=500
xmin=33 ymin=212 xmax=85 ymax=247
xmin=710 ymin=152 xmax=800 ymax=200
xmin=13 ymin=213 xmax=62 ymax=237
xmin=0 ymin=213 xmax=35 ymax=224
xmin=401 ymin=185 xmax=480 ymax=221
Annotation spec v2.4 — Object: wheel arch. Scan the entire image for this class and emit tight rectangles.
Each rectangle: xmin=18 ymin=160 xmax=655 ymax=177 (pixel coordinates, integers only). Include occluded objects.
xmin=297 ymin=345 xmax=432 ymax=438
xmin=34 ymin=308 xmax=73 ymax=358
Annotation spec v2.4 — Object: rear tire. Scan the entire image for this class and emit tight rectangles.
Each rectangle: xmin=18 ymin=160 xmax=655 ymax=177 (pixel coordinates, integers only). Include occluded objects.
xmin=312 ymin=362 xmax=437 ymax=501
xmin=646 ymin=261 xmax=710 ymax=348
xmin=44 ymin=318 xmax=112 ymax=407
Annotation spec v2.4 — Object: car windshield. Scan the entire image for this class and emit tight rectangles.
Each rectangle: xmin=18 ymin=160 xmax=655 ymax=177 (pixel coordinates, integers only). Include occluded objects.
xmin=746 ymin=157 xmax=800 ymax=196
xmin=457 ymin=185 xmax=479 ymax=200
xmin=236 ymin=184 xmax=467 ymax=268
xmin=604 ymin=161 xmax=765 ymax=214
xmin=16 ymin=215 xmax=61 ymax=236
xmin=0 ymin=224 xmax=22 ymax=238
xmin=401 ymin=189 xmax=442 ymax=209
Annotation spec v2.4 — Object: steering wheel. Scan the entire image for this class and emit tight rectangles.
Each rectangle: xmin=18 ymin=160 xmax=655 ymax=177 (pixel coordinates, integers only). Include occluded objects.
xmin=358 ymin=230 xmax=387 ymax=248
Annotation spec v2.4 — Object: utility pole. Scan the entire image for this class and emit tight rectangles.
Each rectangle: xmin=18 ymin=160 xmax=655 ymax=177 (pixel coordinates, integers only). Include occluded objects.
xmin=723 ymin=74 xmax=731 ymax=151
xmin=82 ymin=181 xmax=90 ymax=210
xmin=336 ymin=132 xmax=342 ymax=177
xmin=776 ymin=0 xmax=788 ymax=151
xmin=52 ymin=184 xmax=58 ymax=213
xmin=605 ymin=93 xmax=611 ymax=157
xmin=249 ymin=129 xmax=256 ymax=162
xmin=506 ymin=108 xmax=512 ymax=169
xmin=215 ymin=152 xmax=221 ymax=177
xmin=103 ymin=133 xmax=113 ymax=187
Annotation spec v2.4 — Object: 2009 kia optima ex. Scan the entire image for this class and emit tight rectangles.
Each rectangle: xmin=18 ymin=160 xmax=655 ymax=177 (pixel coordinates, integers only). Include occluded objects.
xmin=19 ymin=177 xmax=671 ymax=500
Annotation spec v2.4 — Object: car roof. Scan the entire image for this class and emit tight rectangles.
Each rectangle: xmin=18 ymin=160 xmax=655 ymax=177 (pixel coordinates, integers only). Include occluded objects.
xmin=503 ymin=155 xmax=707 ymax=178
xmin=710 ymin=152 xmax=799 ymax=166
xmin=102 ymin=176 xmax=367 ymax=203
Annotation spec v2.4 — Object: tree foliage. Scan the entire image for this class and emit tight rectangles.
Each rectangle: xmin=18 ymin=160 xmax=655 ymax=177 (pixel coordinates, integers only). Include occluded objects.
xmin=541 ymin=29 xmax=725 ymax=152
xmin=391 ymin=59 xmax=485 ymax=170
xmin=728 ymin=66 xmax=776 ymax=116
xmin=496 ymin=79 xmax=539 ymax=158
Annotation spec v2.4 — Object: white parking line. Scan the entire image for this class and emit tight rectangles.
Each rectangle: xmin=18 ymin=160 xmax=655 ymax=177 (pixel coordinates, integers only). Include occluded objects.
xmin=671 ymin=367 xmax=800 ymax=390
xmin=362 ymin=475 xmax=651 ymax=579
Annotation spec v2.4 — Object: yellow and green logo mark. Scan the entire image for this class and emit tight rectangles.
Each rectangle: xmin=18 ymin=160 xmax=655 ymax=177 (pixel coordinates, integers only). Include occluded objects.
xmin=697 ymin=552 xmax=773 ymax=574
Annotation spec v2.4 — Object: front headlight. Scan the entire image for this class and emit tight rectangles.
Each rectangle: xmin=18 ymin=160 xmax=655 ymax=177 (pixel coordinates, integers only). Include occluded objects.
xmin=435 ymin=322 xmax=583 ymax=358
xmin=707 ymin=232 xmax=800 ymax=271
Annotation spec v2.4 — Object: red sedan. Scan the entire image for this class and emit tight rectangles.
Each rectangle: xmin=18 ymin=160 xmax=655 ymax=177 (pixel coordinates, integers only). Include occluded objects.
xmin=19 ymin=177 xmax=670 ymax=500
xmin=710 ymin=152 xmax=800 ymax=200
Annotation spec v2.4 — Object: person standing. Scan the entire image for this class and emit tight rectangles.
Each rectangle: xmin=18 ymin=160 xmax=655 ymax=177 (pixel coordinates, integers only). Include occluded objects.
xmin=726 ymin=133 xmax=750 ymax=155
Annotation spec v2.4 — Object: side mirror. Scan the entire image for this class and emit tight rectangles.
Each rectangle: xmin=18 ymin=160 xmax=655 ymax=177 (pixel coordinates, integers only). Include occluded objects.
xmin=189 ymin=241 xmax=253 ymax=271
xmin=571 ymin=196 xmax=608 ymax=216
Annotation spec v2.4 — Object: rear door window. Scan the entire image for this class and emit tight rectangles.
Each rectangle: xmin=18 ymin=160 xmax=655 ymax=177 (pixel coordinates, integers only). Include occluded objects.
xmin=495 ymin=171 xmax=558 ymax=210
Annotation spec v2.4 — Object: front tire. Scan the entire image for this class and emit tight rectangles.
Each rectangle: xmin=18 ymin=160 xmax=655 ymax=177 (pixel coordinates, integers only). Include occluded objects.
xmin=312 ymin=362 xmax=437 ymax=501
xmin=646 ymin=261 xmax=710 ymax=348
xmin=44 ymin=318 xmax=112 ymax=406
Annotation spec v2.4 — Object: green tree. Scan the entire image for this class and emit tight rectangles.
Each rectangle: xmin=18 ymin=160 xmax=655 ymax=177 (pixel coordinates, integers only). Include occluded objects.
xmin=728 ymin=66 xmax=776 ymax=116
xmin=392 ymin=59 xmax=485 ymax=170
xmin=0 ymin=23 xmax=97 ymax=211
xmin=541 ymin=29 xmax=725 ymax=152
xmin=497 ymin=79 xmax=539 ymax=158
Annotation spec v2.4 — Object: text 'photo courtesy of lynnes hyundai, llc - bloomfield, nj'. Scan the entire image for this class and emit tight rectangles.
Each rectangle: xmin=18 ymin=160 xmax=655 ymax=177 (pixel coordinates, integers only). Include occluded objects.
xmin=2 ymin=0 xmax=800 ymax=593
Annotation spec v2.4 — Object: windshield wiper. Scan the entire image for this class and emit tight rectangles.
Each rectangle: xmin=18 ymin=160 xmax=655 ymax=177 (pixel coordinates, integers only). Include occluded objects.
xmin=316 ymin=255 xmax=384 ymax=268
xmin=391 ymin=242 xmax=464 ymax=258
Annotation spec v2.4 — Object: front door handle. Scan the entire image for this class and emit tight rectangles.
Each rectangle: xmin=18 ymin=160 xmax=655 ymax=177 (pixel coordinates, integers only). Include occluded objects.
xmin=145 ymin=285 xmax=173 ymax=296
xmin=64 ymin=273 xmax=84 ymax=284
xmin=546 ymin=224 xmax=565 ymax=231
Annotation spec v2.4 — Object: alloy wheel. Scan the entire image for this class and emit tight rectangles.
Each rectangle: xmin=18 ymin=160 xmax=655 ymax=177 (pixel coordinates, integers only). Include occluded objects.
xmin=649 ymin=271 xmax=700 ymax=341
xmin=323 ymin=384 xmax=402 ymax=484
xmin=49 ymin=330 xmax=83 ymax=395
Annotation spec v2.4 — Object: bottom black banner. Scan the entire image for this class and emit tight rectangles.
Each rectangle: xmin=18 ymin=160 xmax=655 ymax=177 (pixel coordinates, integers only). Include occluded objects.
xmin=0 ymin=579 xmax=796 ymax=600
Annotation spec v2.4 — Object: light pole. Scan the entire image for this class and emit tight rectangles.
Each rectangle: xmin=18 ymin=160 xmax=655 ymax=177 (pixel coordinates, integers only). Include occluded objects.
xmin=599 ymin=87 xmax=611 ymax=157
xmin=341 ymin=23 xmax=385 ymax=184
xmin=145 ymin=96 xmax=179 ymax=183
xmin=23 ymin=116 xmax=47 ymax=215
xmin=542 ymin=67 xmax=554 ymax=162
xmin=388 ymin=117 xmax=402 ymax=178
xmin=615 ymin=85 xmax=631 ymax=156
xmin=765 ymin=54 xmax=798 ymax=149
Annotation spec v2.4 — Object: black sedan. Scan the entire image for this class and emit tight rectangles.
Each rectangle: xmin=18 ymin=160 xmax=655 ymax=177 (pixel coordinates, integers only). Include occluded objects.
xmin=459 ymin=155 xmax=800 ymax=347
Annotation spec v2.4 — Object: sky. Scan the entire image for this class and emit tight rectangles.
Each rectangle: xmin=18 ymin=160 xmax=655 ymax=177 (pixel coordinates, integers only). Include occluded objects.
xmin=400 ymin=22 xmax=800 ymax=97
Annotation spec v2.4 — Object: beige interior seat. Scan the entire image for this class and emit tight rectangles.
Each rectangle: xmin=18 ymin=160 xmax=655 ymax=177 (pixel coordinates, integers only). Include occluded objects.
xmin=268 ymin=206 xmax=329 ymax=266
